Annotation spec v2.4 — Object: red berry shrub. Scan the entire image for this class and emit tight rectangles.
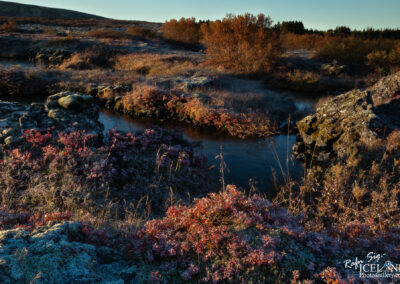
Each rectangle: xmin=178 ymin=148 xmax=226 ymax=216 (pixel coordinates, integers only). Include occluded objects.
xmin=0 ymin=127 xmax=211 ymax=216
xmin=123 ymin=186 xmax=400 ymax=283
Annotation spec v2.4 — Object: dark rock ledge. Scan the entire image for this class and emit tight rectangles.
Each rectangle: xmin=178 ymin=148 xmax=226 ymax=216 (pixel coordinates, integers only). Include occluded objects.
xmin=293 ymin=71 xmax=400 ymax=164
xmin=0 ymin=92 xmax=103 ymax=147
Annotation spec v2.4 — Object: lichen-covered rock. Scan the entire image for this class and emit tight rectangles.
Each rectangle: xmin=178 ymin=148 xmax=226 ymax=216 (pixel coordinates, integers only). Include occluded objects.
xmin=47 ymin=91 xmax=100 ymax=120
xmin=0 ymin=92 xmax=103 ymax=147
xmin=0 ymin=222 xmax=135 ymax=284
xmin=367 ymin=71 xmax=400 ymax=105
xmin=293 ymin=77 xmax=400 ymax=163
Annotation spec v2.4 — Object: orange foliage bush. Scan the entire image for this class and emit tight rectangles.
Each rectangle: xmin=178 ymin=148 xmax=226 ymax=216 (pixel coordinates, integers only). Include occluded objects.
xmin=161 ymin=17 xmax=201 ymax=46
xmin=126 ymin=26 xmax=157 ymax=40
xmin=281 ymin=33 xmax=328 ymax=50
xmin=200 ymin=14 xmax=281 ymax=73
xmin=86 ymin=29 xmax=127 ymax=39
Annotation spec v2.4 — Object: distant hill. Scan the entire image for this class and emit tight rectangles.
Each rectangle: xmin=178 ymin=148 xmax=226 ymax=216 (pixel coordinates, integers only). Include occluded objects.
xmin=0 ymin=1 xmax=105 ymax=19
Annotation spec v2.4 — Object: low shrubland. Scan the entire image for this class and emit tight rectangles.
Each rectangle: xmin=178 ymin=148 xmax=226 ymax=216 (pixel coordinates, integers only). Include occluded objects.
xmin=276 ymin=130 xmax=400 ymax=234
xmin=317 ymin=37 xmax=400 ymax=74
xmin=46 ymin=34 xmax=80 ymax=47
xmin=114 ymin=53 xmax=200 ymax=77
xmin=59 ymin=46 xmax=114 ymax=70
xmin=85 ymin=29 xmax=128 ymax=40
xmin=0 ymin=67 xmax=56 ymax=98
xmin=273 ymin=69 xmax=323 ymax=92
xmin=1 ymin=183 xmax=398 ymax=282
xmin=0 ymin=128 xmax=211 ymax=217
xmin=126 ymin=26 xmax=157 ymax=40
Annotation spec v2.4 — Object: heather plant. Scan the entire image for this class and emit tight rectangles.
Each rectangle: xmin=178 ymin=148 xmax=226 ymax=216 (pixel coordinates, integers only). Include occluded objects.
xmin=200 ymin=13 xmax=282 ymax=73
xmin=0 ymin=127 xmax=211 ymax=217
xmin=0 ymin=208 xmax=73 ymax=231
xmin=123 ymin=186 xmax=400 ymax=283
xmin=275 ymin=130 xmax=400 ymax=235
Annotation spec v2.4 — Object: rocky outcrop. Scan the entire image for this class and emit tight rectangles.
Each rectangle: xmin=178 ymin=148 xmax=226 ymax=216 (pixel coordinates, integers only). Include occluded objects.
xmin=0 ymin=92 xmax=103 ymax=147
xmin=88 ymin=84 xmax=132 ymax=111
xmin=293 ymin=77 xmax=400 ymax=163
xmin=367 ymin=71 xmax=400 ymax=105
xmin=0 ymin=222 xmax=136 ymax=283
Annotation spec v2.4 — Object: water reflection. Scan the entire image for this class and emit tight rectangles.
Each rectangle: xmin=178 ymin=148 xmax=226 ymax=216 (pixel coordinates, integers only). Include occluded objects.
xmin=99 ymin=110 xmax=304 ymax=192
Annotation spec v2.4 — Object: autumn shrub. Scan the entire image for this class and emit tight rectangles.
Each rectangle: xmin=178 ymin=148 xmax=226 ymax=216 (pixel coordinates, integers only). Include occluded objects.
xmin=366 ymin=44 xmax=400 ymax=74
xmin=0 ymin=19 xmax=18 ymax=32
xmin=118 ymin=84 xmax=277 ymax=138
xmin=161 ymin=17 xmax=201 ymax=47
xmin=126 ymin=26 xmax=157 ymax=40
xmin=281 ymin=33 xmax=327 ymax=50
xmin=86 ymin=29 xmax=127 ymax=39
xmin=317 ymin=36 xmax=399 ymax=71
xmin=59 ymin=46 xmax=113 ymax=70
xmin=200 ymin=13 xmax=282 ymax=73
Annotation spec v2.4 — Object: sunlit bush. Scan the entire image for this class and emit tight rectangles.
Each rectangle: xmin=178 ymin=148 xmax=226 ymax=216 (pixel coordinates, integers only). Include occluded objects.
xmin=161 ymin=17 xmax=201 ymax=46
xmin=200 ymin=13 xmax=282 ymax=73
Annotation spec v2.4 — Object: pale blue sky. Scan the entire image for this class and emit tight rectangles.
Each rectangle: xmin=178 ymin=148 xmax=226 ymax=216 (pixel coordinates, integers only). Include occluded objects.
xmin=5 ymin=0 xmax=400 ymax=30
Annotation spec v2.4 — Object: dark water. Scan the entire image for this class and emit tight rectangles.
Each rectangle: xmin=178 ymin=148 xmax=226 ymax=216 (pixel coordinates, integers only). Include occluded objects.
xmin=99 ymin=110 xmax=305 ymax=191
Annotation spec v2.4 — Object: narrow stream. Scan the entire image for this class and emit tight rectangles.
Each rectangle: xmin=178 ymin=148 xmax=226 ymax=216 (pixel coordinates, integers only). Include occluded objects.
xmin=99 ymin=110 xmax=305 ymax=191
xmin=1 ymin=58 xmax=314 ymax=192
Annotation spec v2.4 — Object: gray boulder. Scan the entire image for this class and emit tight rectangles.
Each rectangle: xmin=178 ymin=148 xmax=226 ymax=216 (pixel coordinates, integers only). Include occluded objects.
xmin=46 ymin=91 xmax=99 ymax=120
xmin=0 ymin=222 xmax=136 ymax=283
xmin=0 ymin=92 xmax=104 ymax=147
xmin=293 ymin=76 xmax=400 ymax=163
